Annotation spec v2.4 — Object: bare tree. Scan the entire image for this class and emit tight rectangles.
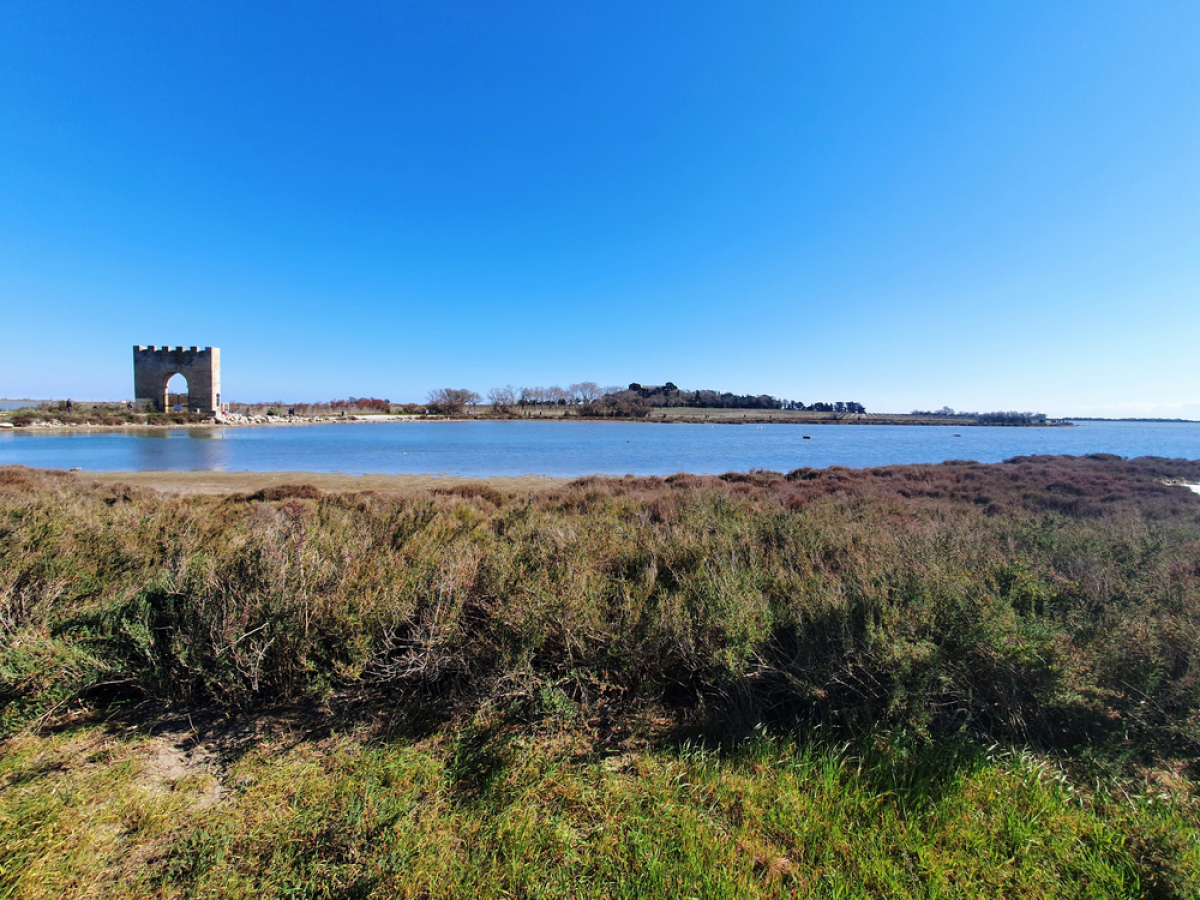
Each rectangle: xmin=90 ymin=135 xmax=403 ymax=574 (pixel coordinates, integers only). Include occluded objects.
xmin=570 ymin=381 xmax=601 ymax=407
xmin=426 ymin=388 xmax=476 ymax=416
xmin=488 ymin=385 xmax=517 ymax=413
xmin=520 ymin=386 xmax=553 ymax=407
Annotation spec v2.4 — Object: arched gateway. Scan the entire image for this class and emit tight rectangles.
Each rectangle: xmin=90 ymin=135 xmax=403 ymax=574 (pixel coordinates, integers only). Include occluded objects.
xmin=133 ymin=346 xmax=221 ymax=413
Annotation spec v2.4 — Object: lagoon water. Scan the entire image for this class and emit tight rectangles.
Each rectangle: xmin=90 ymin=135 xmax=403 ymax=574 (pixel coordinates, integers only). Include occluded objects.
xmin=1 ymin=420 xmax=1198 ymax=477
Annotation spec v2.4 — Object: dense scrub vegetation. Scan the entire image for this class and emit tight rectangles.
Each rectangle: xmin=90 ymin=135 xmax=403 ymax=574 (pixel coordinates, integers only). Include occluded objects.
xmin=618 ymin=382 xmax=864 ymax=413
xmin=912 ymin=407 xmax=1050 ymax=425
xmin=4 ymin=455 xmax=1197 ymax=750
xmin=2 ymin=456 xmax=1199 ymax=897
xmin=3 ymin=402 xmax=211 ymax=427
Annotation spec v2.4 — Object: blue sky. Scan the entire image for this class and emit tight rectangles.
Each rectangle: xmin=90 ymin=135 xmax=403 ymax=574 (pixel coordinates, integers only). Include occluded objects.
xmin=2 ymin=1 xmax=1197 ymax=417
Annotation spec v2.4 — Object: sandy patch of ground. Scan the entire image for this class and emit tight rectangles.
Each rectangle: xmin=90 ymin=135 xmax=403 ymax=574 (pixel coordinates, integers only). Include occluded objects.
xmin=136 ymin=737 xmax=226 ymax=809
xmin=80 ymin=470 xmax=572 ymax=495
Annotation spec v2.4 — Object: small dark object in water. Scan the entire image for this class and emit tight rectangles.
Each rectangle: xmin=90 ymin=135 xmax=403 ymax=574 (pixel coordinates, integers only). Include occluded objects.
xmin=803 ymin=436 xmax=811 ymax=440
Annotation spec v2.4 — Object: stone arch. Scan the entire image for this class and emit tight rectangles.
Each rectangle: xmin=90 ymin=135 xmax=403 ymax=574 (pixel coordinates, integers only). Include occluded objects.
xmin=133 ymin=346 xmax=222 ymax=413
xmin=165 ymin=372 xmax=189 ymax=410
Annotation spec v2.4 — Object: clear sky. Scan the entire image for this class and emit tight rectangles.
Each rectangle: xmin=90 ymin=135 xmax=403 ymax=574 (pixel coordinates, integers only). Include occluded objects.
xmin=2 ymin=1 xmax=1197 ymax=417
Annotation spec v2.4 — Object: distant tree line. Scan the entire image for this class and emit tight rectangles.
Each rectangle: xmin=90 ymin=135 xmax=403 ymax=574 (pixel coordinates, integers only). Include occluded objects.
xmin=615 ymin=383 xmax=865 ymax=414
xmin=482 ymin=383 xmax=607 ymax=414
xmin=416 ymin=382 xmax=868 ymax=417
xmin=977 ymin=410 xmax=1048 ymax=425
xmin=331 ymin=397 xmax=391 ymax=411
xmin=911 ymin=407 xmax=1048 ymax=425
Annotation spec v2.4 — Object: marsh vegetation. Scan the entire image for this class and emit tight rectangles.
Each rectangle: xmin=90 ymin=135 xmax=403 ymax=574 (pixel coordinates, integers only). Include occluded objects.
xmin=2 ymin=456 xmax=1198 ymax=897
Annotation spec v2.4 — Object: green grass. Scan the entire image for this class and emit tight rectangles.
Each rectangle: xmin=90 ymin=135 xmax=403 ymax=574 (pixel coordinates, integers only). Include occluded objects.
xmin=2 ymin=724 xmax=1196 ymax=899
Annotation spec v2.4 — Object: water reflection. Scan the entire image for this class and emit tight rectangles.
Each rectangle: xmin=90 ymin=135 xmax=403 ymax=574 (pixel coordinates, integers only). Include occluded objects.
xmin=128 ymin=429 xmax=233 ymax=471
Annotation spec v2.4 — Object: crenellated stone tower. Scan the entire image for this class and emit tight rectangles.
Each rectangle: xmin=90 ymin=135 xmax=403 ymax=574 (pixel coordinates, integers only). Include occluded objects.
xmin=133 ymin=346 xmax=221 ymax=413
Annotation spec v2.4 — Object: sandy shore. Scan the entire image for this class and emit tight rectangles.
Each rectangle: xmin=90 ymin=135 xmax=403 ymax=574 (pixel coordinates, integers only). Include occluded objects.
xmin=62 ymin=472 xmax=1200 ymax=498
xmin=79 ymin=469 xmax=572 ymax=495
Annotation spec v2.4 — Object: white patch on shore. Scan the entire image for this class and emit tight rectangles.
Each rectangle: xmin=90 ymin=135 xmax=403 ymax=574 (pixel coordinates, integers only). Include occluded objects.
xmin=1188 ymin=484 xmax=1200 ymax=496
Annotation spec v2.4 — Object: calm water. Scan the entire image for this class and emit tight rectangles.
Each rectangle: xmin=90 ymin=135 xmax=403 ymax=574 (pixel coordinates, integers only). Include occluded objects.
xmin=1 ymin=420 xmax=1197 ymax=477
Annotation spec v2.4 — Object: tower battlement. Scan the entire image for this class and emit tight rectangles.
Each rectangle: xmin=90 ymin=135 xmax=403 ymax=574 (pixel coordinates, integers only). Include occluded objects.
xmin=135 ymin=345 xmax=214 ymax=356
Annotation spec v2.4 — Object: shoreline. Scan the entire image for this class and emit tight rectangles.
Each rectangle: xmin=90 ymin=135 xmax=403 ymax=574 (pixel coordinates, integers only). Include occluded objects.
xmin=76 ymin=469 xmax=574 ymax=495
xmin=3 ymin=412 xmax=1073 ymax=432
xmin=56 ymin=471 xmax=1200 ymax=498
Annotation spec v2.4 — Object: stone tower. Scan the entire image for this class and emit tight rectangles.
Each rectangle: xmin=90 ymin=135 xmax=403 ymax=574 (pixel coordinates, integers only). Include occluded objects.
xmin=133 ymin=346 xmax=221 ymax=413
